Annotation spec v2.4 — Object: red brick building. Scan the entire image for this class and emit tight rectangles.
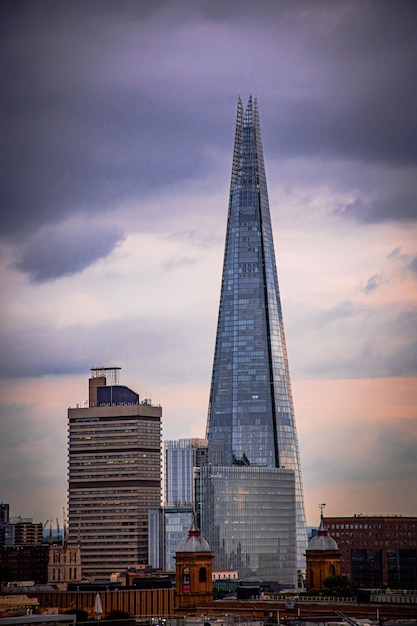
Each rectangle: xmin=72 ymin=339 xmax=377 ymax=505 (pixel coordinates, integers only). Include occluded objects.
xmin=324 ymin=515 xmax=417 ymax=589
xmin=0 ymin=544 xmax=49 ymax=583
xmin=175 ymin=518 xmax=213 ymax=611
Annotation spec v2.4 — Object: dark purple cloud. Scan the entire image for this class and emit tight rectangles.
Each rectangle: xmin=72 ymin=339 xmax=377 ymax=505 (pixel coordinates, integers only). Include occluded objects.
xmin=0 ymin=312 xmax=214 ymax=382
xmin=1 ymin=0 xmax=417 ymax=281
xmin=14 ymin=219 xmax=125 ymax=281
xmin=337 ymin=191 xmax=417 ymax=224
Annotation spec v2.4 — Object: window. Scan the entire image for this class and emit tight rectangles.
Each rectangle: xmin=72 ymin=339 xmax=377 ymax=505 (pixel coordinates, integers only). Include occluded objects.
xmin=199 ymin=567 xmax=207 ymax=583
xmin=182 ymin=568 xmax=190 ymax=593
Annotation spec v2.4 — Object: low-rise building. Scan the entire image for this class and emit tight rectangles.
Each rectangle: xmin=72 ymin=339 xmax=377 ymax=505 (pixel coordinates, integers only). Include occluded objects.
xmin=324 ymin=514 xmax=417 ymax=588
xmin=0 ymin=544 xmax=49 ymax=583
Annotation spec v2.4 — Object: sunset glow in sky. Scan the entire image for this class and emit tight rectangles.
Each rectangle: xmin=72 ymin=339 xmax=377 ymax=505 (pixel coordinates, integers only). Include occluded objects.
xmin=1 ymin=0 xmax=417 ymax=527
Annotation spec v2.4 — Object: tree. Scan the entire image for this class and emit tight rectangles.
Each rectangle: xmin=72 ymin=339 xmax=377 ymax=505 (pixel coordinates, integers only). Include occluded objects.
xmin=63 ymin=608 xmax=88 ymax=622
xmin=322 ymin=574 xmax=357 ymax=597
xmin=0 ymin=564 xmax=14 ymax=583
xmin=104 ymin=609 xmax=135 ymax=625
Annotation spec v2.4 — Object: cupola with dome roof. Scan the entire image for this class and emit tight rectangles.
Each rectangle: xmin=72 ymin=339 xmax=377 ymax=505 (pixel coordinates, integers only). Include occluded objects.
xmin=174 ymin=515 xmax=213 ymax=611
xmin=176 ymin=517 xmax=211 ymax=553
xmin=306 ymin=504 xmax=341 ymax=590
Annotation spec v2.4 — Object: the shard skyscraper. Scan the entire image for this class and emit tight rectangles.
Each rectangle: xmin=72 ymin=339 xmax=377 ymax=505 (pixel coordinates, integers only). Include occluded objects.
xmin=202 ymin=96 xmax=307 ymax=585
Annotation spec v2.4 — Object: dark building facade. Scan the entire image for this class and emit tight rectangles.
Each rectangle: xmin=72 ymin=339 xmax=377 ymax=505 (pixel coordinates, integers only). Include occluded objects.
xmin=68 ymin=367 xmax=162 ymax=580
xmin=0 ymin=544 xmax=49 ymax=583
xmin=324 ymin=515 xmax=417 ymax=589
xmin=203 ymin=96 xmax=306 ymax=583
xmin=13 ymin=522 xmax=43 ymax=545
xmin=0 ymin=503 xmax=11 ymax=548
xmin=0 ymin=507 xmax=49 ymax=582
xmin=0 ymin=503 xmax=9 ymax=524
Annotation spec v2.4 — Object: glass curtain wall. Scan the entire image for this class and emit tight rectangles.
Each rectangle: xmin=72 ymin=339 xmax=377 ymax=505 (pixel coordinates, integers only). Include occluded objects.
xmin=206 ymin=96 xmax=307 ymax=573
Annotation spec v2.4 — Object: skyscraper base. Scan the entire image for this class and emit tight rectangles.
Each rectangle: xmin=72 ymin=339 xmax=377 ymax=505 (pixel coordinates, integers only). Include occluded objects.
xmin=199 ymin=465 xmax=297 ymax=587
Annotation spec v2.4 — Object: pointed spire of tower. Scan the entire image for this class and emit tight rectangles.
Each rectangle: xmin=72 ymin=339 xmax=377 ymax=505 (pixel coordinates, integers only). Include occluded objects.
xmin=243 ymin=93 xmax=253 ymax=124
xmin=176 ymin=513 xmax=211 ymax=553
xmin=309 ymin=504 xmax=338 ymax=547
xmin=318 ymin=503 xmax=327 ymax=533
xmin=307 ymin=503 xmax=339 ymax=549
xmin=230 ymin=96 xmax=244 ymax=196
xmin=188 ymin=512 xmax=199 ymax=536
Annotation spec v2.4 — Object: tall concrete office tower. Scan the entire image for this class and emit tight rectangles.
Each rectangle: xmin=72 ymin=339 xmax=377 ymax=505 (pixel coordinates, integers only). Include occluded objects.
xmin=203 ymin=97 xmax=307 ymax=584
xmin=68 ymin=368 xmax=162 ymax=580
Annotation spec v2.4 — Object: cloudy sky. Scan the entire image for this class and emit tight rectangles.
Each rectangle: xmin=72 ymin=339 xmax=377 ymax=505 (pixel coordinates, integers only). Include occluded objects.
xmin=1 ymin=0 xmax=417 ymax=528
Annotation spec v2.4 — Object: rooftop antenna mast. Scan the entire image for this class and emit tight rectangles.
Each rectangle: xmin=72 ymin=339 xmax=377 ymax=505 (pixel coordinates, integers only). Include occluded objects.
xmin=90 ymin=367 xmax=121 ymax=386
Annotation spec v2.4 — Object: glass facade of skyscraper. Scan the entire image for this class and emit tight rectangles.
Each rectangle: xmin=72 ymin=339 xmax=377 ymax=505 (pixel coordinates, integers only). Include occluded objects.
xmin=205 ymin=97 xmax=307 ymax=577
xmin=164 ymin=507 xmax=194 ymax=571
xmin=148 ymin=439 xmax=208 ymax=570
xmin=200 ymin=466 xmax=296 ymax=586
xmin=164 ymin=438 xmax=207 ymax=506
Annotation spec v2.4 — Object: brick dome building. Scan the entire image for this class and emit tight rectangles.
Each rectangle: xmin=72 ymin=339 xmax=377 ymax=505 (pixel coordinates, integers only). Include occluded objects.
xmin=306 ymin=505 xmax=341 ymax=590
xmin=175 ymin=516 xmax=213 ymax=610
